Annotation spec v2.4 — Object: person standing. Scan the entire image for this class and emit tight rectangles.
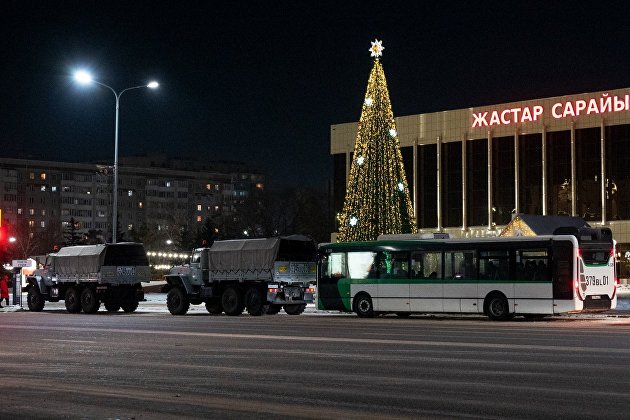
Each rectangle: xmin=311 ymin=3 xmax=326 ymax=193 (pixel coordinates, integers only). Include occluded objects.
xmin=0 ymin=274 xmax=9 ymax=307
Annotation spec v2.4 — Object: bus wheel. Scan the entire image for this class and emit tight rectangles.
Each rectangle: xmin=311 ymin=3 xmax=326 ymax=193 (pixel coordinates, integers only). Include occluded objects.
xmin=80 ymin=288 xmax=100 ymax=314
xmin=485 ymin=293 xmax=510 ymax=321
xmin=27 ymin=287 xmax=45 ymax=312
xmin=205 ymin=298 xmax=223 ymax=315
xmin=65 ymin=287 xmax=82 ymax=313
xmin=354 ymin=293 xmax=374 ymax=318
xmin=245 ymin=287 xmax=269 ymax=316
xmin=267 ymin=304 xmax=282 ymax=315
xmin=284 ymin=304 xmax=306 ymax=315
xmin=222 ymin=287 xmax=244 ymax=316
xmin=167 ymin=287 xmax=190 ymax=315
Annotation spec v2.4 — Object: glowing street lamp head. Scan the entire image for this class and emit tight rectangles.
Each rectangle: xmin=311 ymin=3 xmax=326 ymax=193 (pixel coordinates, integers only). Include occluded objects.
xmin=147 ymin=81 xmax=159 ymax=89
xmin=74 ymin=70 xmax=93 ymax=85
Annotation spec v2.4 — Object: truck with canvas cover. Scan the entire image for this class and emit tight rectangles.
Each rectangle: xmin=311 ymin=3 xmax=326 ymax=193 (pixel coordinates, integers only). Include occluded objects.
xmin=165 ymin=235 xmax=317 ymax=316
xmin=25 ymin=242 xmax=151 ymax=314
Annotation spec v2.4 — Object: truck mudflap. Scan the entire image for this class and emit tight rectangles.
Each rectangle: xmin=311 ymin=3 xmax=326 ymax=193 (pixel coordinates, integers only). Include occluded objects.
xmin=266 ymin=284 xmax=315 ymax=305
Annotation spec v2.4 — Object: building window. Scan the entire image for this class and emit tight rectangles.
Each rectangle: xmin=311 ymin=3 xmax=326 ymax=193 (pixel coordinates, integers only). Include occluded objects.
xmin=29 ymin=172 xmax=35 ymax=180
xmin=29 ymin=208 xmax=35 ymax=215
xmin=166 ymin=181 xmax=171 ymax=187
xmin=17 ymin=208 xmax=22 ymax=215
xmin=40 ymin=221 xmax=45 ymax=228
xmin=197 ymin=215 xmax=202 ymax=222
xmin=28 ymin=220 xmax=34 ymax=227
xmin=41 ymin=209 xmax=46 ymax=216
xmin=52 ymin=186 xmax=57 ymax=192
xmin=138 ymin=202 xmax=143 ymax=209
xmin=206 ymin=183 xmax=212 ymax=190
xmin=40 ymin=186 xmax=46 ymax=192
xmin=256 ymin=183 xmax=264 ymax=189
xmin=197 ymin=204 xmax=202 ymax=211
xmin=40 ymin=173 xmax=46 ymax=180
xmin=128 ymin=190 xmax=133 ymax=196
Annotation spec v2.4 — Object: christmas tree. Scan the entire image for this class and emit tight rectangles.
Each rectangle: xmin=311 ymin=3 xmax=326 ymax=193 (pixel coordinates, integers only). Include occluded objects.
xmin=337 ymin=40 xmax=416 ymax=242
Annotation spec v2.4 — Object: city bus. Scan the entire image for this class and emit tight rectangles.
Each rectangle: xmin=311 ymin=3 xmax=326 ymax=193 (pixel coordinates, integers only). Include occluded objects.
xmin=317 ymin=227 xmax=617 ymax=320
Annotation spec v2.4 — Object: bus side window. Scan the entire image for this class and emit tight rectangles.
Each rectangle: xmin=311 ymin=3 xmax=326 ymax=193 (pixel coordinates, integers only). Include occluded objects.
xmin=411 ymin=252 xmax=441 ymax=279
xmin=445 ymin=251 xmax=475 ymax=280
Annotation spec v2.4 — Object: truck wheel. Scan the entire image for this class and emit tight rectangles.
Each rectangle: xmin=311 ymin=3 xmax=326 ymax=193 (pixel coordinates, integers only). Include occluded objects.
xmin=167 ymin=287 xmax=190 ymax=315
xmin=27 ymin=288 xmax=45 ymax=312
xmin=221 ymin=287 xmax=244 ymax=316
xmin=121 ymin=299 xmax=139 ymax=313
xmin=284 ymin=304 xmax=306 ymax=315
xmin=65 ymin=287 xmax=82 ymax=313
xmin=267 ymin=304 xmax=282 ymax=315
xmin=80 ymin=288 xmax=100 ymax=314
xmin=205 ymin=298 xmax=223 ymax=315
xmin=245 ymin=287 xmax=269 ymax=316
xmin=104 ymin=301 xmax=121 ymax=312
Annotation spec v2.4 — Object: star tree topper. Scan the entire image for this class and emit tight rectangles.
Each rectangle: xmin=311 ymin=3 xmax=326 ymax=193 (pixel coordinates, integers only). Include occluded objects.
xmin=369 ymin=39 xmax=384 ymax=57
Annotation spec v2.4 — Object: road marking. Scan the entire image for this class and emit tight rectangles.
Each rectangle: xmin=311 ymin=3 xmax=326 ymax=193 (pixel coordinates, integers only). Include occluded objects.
xmin=42 ymin=339 xmax=97 ymax=344
xmin=4 ymin=324 xmax=629 ymax=354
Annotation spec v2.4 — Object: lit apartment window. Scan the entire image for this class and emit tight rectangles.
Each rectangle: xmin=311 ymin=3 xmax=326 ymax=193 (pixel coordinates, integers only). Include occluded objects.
xmin=206 ymin=183 xmax=212 ymax=190
xmin=29 ymin=208 xmax=35 ymax=215
xmin=197 ymin=204 xmax=202 ymax=211
xmin=214 ymin=206 xmax=219 ymax=211
xmin=166 ymin=181 xmax=171 ymax=187
xmin=256 ymin=183 xmax=264 ymax=189
xmin=51 ymin=186 xmax=57 ymax=192
xmin=215 ymin=185 xmax=220 ymax=191
xmin=29 ymin=172 xmax=35 ymax=180
xmin=17 ymin=208 xmax=22 ymax=215
xmin=128 ymin=224 xmax=133 ymax=231
xmin=40 ymin=221 xmax=45 ymax=228
xmin=41 ymin=186 xmax=46 ymax=192
xmin=41 ymin=210 xmax=46 ymax=216
xmin=28 ymin=220 xmax=34 ymax=227
xmin=128 ymin=190 xmax=133 ymax=197
xmin=40 ymin=173 xmax=46 ymax=180
xmin=138 ymin=202 xmax=143 ymax=209
xmin=197 ymin=215 xmax=202 ymax=222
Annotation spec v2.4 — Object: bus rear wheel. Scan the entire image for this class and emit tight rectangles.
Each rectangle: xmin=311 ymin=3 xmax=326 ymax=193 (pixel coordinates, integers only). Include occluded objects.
xmin=354 ymin=293 xmax=374 ymax=318
xmin=485 ymin=293 xmax=510 ymax=321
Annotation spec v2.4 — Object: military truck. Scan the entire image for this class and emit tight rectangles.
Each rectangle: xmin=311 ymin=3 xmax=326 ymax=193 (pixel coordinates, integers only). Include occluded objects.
xmin=165 ymin=235 xmax=317 ymax=316
xmin=25 ymin=243 xmax=151 ymax=314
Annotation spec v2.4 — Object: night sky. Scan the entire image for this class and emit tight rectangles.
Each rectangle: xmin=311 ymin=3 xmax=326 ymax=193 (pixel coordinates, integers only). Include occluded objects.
xmin=3 ymin=1 xmax=630 ymax=191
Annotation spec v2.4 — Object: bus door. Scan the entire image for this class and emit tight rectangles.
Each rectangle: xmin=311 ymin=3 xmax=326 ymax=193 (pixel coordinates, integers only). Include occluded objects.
xmin=552 ymin=241 xmax=575 ymax=313
xmin=444 ymin=250 xmax=476 ymax=313
xmin=410 ymin=251 xmax=443 ymax=312
xmin=377 ymin=251 xmax=410 ymax=312
xmin=514 ymin=249 xmax=553 ymax=314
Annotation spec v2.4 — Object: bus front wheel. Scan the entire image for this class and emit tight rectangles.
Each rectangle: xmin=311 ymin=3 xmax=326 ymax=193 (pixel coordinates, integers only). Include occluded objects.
xmin=485 ymin=293 xmax=511 ymax=321
xmin=353 ymin=293 xmax=375 ymax=318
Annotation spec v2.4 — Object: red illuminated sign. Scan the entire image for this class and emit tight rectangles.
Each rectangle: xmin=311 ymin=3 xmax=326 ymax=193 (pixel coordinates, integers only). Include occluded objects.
xmin=472 ymin=93 xmax=630 ymax=128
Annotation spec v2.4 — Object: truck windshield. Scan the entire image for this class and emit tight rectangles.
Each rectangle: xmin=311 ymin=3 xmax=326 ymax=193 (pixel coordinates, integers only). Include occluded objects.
xmin=103 ymin=244 xmax=149 ymax=266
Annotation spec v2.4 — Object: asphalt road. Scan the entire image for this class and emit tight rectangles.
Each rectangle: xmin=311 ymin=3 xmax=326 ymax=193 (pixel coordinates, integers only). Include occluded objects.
xmin=2 ymin=308 xmax=630 ymax=419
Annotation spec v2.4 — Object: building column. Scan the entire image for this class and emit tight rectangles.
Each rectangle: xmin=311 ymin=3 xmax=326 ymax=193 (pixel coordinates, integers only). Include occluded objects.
xmin=570 ymin=122 xmax=576 ymax=216
xmin=514 ymin=130 xmax=520 ymax=214
xmin=541 ymin=125 xmax=547 ymax=215
xmin=413 ymin=138 xmax=418 ymax=220
xmin=601 ymin=120 xmax=606 ymax=225
xmin=462 ymin=137 xmax=467 ymax=231
xmin=487 ymin=131 xmax=493 ymax=230
xmin=436 ymin=136 xmax=442 ymax=231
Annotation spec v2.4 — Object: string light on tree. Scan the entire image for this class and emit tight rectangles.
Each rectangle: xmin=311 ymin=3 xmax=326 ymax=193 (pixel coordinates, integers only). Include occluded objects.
xmin=337 ymin=39 xmax=416 ymax=242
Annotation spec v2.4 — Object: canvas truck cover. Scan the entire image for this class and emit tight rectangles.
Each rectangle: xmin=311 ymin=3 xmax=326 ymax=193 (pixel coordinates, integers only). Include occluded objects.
xmin=52 ymin=244 xmax=107 ymax=275
xmin=208 ymin=235 xmax=314 ymax=272
xmin=52 ymin=243 xmax=149 ymax=275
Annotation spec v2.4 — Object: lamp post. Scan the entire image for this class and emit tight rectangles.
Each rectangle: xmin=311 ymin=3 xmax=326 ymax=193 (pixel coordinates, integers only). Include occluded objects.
xmin=74 ymin=70 xmax=158 ymax=243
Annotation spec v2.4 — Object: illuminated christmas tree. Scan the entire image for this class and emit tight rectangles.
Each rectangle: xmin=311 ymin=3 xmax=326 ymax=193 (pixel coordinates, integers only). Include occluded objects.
xmin=337 ymin=40 xmax=416 ymax=242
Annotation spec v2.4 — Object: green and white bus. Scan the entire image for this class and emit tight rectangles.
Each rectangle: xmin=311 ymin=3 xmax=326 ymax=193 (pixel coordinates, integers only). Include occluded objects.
xmin=317 ymin=227 xmax=617 ymax=320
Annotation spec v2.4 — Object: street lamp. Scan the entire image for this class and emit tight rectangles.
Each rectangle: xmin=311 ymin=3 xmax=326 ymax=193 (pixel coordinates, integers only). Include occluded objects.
xmin=74 ymin=70 xmax=159 ymax=243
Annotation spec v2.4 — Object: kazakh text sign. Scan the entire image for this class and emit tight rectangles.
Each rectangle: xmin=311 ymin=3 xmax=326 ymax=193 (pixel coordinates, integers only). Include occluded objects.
xmin=472 ymin=93 xmax=630 ymax=128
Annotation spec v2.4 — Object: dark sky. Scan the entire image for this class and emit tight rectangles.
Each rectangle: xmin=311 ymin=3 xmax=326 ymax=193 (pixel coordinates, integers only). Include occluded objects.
xmin=3 ymin=1 xmax=630 ymax=191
